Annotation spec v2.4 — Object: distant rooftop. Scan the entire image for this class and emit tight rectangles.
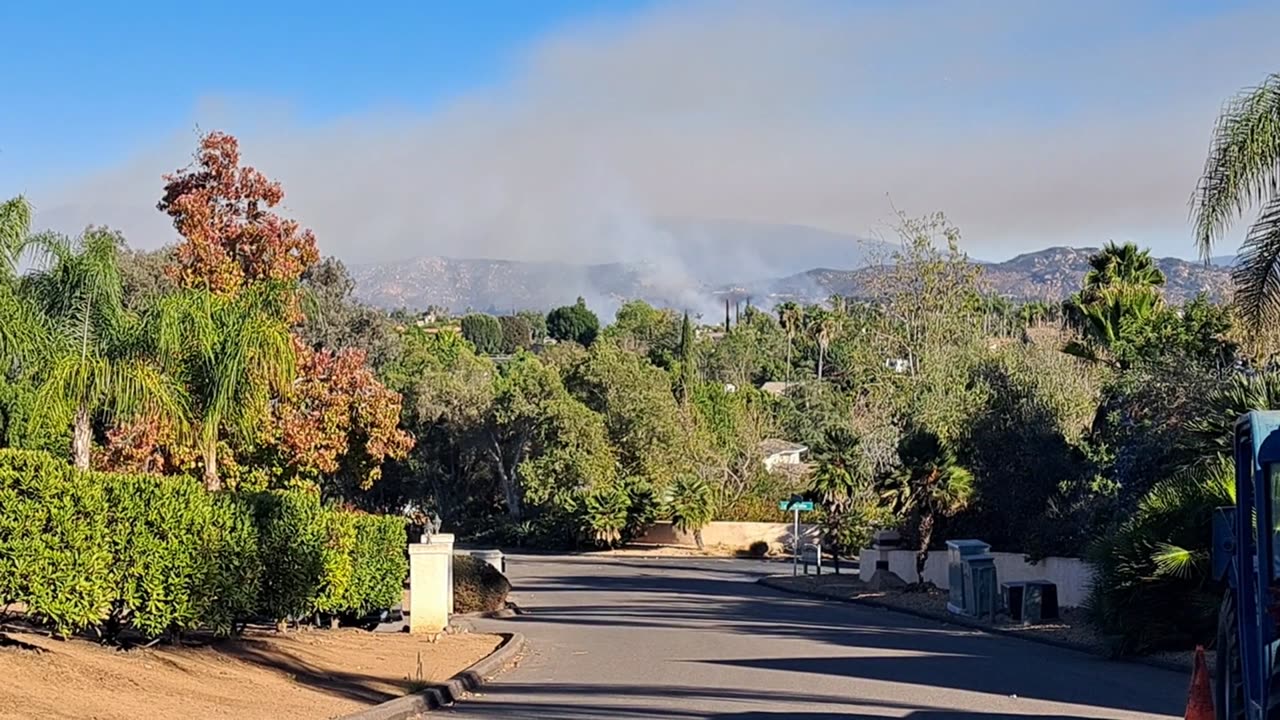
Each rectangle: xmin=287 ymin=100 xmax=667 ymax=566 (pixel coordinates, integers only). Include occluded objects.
xmin=758 ymin=439 xmax=807 ymax=456
xmin=759 ymin=381 xmax=801 ymax=396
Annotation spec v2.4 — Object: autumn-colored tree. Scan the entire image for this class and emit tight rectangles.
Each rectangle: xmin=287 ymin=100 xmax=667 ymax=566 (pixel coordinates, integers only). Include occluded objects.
xmin=274 ymin=338 xmax=413 ymax=490
xmin=158 ymin=131 xmax=319 ymax=295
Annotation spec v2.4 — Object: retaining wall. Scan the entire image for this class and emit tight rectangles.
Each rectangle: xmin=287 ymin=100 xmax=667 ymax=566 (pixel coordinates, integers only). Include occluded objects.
xmin=858 ymin=548 xmax=1095 ymax=607
xmin=636 ymin=520 xmax=819 ymax=550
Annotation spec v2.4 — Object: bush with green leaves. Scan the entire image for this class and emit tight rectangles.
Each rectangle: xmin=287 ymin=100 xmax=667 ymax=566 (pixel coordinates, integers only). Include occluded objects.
xmin=347 ymin=512 xmax=409 ymax=615
xmin=100 ymin=471 xmax=258 ymax=639
xmin=1086 ymin=457 xmax=1233 ymax=655
xmin=312 ymin=507 xmax=358 ymax=619
xmin=0 ymin=450 xmax=266 ymax=639
xmin=667 ymin=475 xmax=715 ymax=550
xmin=245 ymin=489 xmax=329 ymax=627
xmin=578 ymin=484 xmax=631 ymax=546
xmin=0 ymin=450 xmax=112 ymax=635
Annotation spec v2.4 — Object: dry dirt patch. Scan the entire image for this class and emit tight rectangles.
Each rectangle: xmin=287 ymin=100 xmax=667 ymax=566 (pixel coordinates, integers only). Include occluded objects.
xmin=0 ymin=628 xmax=501 ymax=720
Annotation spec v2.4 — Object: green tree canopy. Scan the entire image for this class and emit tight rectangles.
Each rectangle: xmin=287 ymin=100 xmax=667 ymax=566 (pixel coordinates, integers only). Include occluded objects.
xmin=547 ymin=297 xmax=599 ymax=346
xmin=460 ymin=313 xmax=503 ymax=355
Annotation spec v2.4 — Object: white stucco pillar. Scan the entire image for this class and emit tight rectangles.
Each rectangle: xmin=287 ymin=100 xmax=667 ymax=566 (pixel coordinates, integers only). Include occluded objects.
xmin=408 ymin=533 xmax=454 ymax=634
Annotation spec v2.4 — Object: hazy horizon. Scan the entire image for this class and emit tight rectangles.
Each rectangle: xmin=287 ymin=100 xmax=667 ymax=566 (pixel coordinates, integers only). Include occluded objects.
xmin=7 ymin=0 xmax=1280 ymax=277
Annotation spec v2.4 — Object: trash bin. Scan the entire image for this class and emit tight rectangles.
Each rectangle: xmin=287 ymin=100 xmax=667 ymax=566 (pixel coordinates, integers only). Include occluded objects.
xmin=470 ymin=549 xmax=505 ymax=574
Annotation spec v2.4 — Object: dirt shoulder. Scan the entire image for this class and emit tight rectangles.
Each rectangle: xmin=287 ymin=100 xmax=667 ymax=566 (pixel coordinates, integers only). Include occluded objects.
xmin=0 ymin=628 xmax=501 ymax=720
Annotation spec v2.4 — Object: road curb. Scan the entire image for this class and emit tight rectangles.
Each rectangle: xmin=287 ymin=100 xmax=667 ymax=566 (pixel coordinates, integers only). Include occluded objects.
xmin=340 ymin=632 xmax=526 ymax=720
xmin=757 ymin=576 xmax=1189 ymax=675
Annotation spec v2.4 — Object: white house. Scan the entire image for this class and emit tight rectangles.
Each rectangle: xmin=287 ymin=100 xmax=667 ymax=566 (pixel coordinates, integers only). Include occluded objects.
xmin=758 ymin=439 xmax=807 ymax=471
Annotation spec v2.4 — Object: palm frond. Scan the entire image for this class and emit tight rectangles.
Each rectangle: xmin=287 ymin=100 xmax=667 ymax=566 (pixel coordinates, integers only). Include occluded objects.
xmin=1232 ymin=193 xmax=1280 ymax=330
xmin=1192 ymin=74 xmax=1280 ymax=260
xmin=1152 ymin=542 xmax=1204 ymax=579
xmin=0 ymin=196 xmax=32 ymax=278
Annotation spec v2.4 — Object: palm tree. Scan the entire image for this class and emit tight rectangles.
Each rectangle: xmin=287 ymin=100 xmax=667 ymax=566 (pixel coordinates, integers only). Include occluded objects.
xmin=0 ymin=197 xmax=42 ymax=364
xmin=777 ymin=302 xmax=802 ymax=382
xmin=808 ymin=310 xmax=840 ymax=381
xmin=0 ymin=196 xmax=32 ymax=279
xmin=882 ymin=428 xmax=974 ymax=581
xmin=1061 ymin=243 xmax=1166 ymax=369
xmin=155 ymin=284 xmax=295 ymax=490
xmin=1192 ymin=74 xmax=1280 ymax=329
xmin=21 ymin=228 xmax=186 ymax=469
xmin=1083 ymin=241 xmax=1165 ymax=292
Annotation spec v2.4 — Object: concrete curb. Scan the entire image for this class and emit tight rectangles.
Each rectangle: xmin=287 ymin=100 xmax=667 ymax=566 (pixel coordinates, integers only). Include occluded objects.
xmin=757 ymin=576 xmax=1189 ymax=675
xmin=340 ymin=632 xmax=526 ymax=720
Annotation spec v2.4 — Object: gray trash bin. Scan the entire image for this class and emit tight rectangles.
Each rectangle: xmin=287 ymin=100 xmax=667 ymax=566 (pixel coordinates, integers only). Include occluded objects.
xmin=471 ymin=549 xmax=505 ymax=574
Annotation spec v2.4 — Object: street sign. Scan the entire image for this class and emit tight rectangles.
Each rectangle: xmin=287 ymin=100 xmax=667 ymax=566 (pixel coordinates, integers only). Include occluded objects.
xmin=778 ymin=500 xmax=814 ymax=512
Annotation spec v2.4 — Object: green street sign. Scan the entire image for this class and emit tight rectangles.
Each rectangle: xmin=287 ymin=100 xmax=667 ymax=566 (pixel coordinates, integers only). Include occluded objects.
xmin=779 ymin=500 xmax=814 ymax=512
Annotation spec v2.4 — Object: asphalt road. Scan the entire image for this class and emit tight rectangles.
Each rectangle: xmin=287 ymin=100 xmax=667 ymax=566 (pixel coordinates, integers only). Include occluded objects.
xmin=450 ymin=555 xmax=1188 ymax=719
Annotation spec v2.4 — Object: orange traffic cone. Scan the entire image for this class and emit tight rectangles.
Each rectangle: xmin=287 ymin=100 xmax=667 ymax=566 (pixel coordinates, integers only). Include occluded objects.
xmin=1185 ymin=645 xmax=1213 ymax=720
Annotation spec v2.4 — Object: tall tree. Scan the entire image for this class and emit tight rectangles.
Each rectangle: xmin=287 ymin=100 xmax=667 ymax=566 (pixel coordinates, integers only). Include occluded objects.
xmin=1062 ymin=242 xmax=1167 ymax=369
xmin=882 ymin=427 xmax=974 ymax=580
xmin=546 ymin=297 xmax=599 ymax=346
xmin=22 ymin=229 xmax=185 ymax=469
xmin=1191 ymin=74 xmax=1280 ymax=329
xmin=155 ymin=285 xmax=295 ymax=489
xmin=777 ymin=301 xmax=802 ymax=382
xmin=158 ymin=131 xmax=319 ymax=295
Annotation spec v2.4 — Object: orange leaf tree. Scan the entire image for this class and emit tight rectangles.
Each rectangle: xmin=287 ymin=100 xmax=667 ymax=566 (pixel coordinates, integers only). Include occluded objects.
xmin=274 ymin=338 xmax=413 ymax=490
xmin=128 ymin=131 xmax=412 ymax=492
xmin=158 ymin=131 xmax=319 ymax=295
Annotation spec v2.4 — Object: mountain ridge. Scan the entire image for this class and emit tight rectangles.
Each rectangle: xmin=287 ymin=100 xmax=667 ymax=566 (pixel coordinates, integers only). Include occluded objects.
xmin=350 ymin=244 xmax=1232 ymax=314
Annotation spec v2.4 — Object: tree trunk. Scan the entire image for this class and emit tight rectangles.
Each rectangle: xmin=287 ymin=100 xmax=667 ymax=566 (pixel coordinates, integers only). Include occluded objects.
xmin=785 ymin=339 xmax=793 ymax=382
xmin=202 ymin=443 xmax=221 ymax=492
xmin=916 ymin=513 xmax=935 ymax=582
xmin=72 ymin=406 xmax=92 ymax=470
xmin=817 ymin=346 xmax=825 ymax=381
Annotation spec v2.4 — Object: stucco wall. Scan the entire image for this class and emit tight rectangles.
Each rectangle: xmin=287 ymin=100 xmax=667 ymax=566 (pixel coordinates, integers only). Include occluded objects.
xmin=637 ymin=520 xmax=819 ymax=550
xmin=858 ymin=548 xmax=1095 ymax=607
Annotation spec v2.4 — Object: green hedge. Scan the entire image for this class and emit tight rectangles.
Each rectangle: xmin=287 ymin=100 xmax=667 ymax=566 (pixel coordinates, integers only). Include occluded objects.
xmin=0 ymin=450 xmax=407 ymax=640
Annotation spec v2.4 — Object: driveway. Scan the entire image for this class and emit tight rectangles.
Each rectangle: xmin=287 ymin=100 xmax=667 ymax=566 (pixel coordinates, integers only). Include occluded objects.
xmin=450 ymin=555 xmax=1187 ymax=719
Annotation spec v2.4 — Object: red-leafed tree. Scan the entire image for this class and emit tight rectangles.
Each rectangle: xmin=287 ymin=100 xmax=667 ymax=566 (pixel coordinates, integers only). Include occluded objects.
xmin=274 ymin=338 xmax=413 ymax=490
xmin=158 ymin=131 xmax=319 ymax=295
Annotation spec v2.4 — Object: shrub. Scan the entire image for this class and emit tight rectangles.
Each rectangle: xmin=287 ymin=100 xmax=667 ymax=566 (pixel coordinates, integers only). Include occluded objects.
xmin=0 ymin=450 xmax=111 ymax=635
xmin=453 ymin=554 xmax=511 ymax=614
xmin=205 ymin=494 xmax=263 ymax=635
xmin=667 ymin=475 xmax=715 ymax=550
xmin=312 ymin=507 xmax=358 ymax=618
xmin=247 ymin=490 xmax=328 ymax=626
xmin=347 ymin=513 xmax=408 ymax=615
xmin=0 ymin=451 xmax=405 ymax=639
xmin=578 ymin=484 xmax=630 ymax=546
xmin=1086 ymin=456 xmax=1233 ymax=655
xmin=101 ymin=471 xmax=242 ymax=639
xmin=747 ymin=540 xmax=770 ymax=558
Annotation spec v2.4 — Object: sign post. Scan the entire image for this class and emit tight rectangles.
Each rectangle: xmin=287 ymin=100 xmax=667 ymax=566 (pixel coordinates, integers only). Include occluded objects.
xmin=779 ymin=497 xmax=814 ymax=576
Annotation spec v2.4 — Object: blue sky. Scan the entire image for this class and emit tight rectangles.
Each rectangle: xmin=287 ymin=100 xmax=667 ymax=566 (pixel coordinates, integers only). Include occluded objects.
xmin=6 ymin=1 xmax=1280 ymax=265
xmin=2 ymin=1 xmax=647 ymax=187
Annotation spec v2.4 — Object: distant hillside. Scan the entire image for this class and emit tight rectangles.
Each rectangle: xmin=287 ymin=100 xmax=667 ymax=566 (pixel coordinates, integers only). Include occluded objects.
xmin=349 ymin=219 xmax=888 ymax=313
xmin=351 ymin=244 xmax=1233 ymax=314
xmin=733 ymin=247 xmax=1232 ymax=305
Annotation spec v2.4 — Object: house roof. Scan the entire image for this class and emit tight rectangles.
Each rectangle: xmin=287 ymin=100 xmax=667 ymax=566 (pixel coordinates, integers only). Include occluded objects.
xmin=758 ymin=439 xmax=807 ymax=457
xmin=759 ymin=381 xmax=800 ymax=396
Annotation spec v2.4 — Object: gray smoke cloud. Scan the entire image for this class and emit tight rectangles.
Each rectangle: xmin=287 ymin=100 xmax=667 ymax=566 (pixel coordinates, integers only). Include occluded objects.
xmin=22 ymin=0 xmax=1280 ymax=280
